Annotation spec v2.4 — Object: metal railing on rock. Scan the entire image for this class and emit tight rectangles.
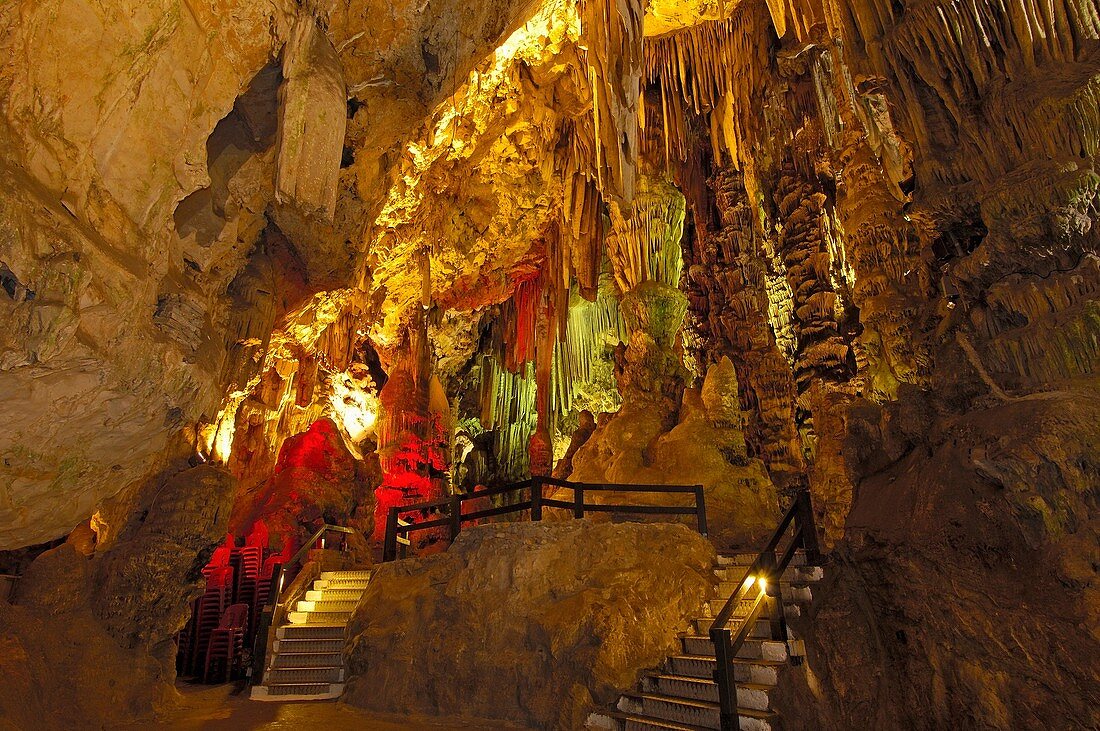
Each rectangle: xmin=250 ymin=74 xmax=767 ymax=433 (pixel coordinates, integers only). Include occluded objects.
xmin=709 ymin=490 xmax=822 ymax=731
xmin=382 ymin=476 xmax=708 ymax=562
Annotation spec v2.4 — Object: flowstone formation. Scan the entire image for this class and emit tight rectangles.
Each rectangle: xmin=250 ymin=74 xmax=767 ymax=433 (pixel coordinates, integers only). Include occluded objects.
xmin=343 ymin=521 xmax=715 ymax=730
xmin=570 ymin=356 xmax=779 ymax=547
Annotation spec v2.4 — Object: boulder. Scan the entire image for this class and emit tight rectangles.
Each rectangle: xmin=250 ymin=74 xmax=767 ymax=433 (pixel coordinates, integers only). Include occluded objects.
xmin=343 ymin=521 xmax=715 ymax=729
xmin=92 ymin=464 xmax=236 ymax=649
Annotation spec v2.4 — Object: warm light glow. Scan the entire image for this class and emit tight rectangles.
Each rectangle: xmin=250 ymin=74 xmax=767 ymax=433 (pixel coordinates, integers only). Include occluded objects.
xmin=330 ymin=368 xmax=379 ymax=443
xmin=367 ymin=0 xmax=581 ymax=345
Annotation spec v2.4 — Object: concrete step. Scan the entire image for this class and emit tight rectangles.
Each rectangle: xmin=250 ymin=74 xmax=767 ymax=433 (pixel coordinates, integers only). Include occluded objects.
xmin=271 ymin=651 xmax=343 ymax=668
xmin=619 ymin=692 xmax=721 ymax=729
xmin=272 ymin=638 xmax=343 ymax=654
xmin=667 ymin=655 xmax=783 ymax=686
xmin=295 ymin=599 xmax=359 ymax=613
xmin=713 ymin=565 xmax=823 ymax=584
xmin=692 ymin=617 xmax=774 ymax=637
xmin=704 ymin=587 xmax=811 ymax=615
xmin=275 ymin=624 xmax=345 ymax=640
xmin=287 ymin=610 xmax=353 ymax=625
xmin=313 ymin=579 xmax=370 ymax=591
xmin=642 ymin=674 xmax=774 ymax=711
xmin=718 ymin=550 xmax=808 ymax=568
xmin=587 ymin=710 xmax=713 ymax=731
xmin=715 ymin=577 xmax=816 ymax=596
xmin=305 ymin=588 xmax=364 ymax=602
xmin=619 ymin=692 xmax=779 ymax=731
xmin=320 ymin=570 xmax=371 ymax=580
xmin=680 ymin=636 xmax=787 ymax=661
xmin=264 ymin=667 xmax=344 ymax=684
xmin=250 ymin=682 xmax=343 ymax=701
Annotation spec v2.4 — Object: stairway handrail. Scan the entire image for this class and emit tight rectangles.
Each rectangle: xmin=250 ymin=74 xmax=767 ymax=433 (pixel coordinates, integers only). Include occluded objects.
xmin=250 ymin=522 xmax=366 ymax=687
xmin=382 ymin=477 xmax=708 ymax=561
xmin=708 ymin=490 xmax=822 ymax=731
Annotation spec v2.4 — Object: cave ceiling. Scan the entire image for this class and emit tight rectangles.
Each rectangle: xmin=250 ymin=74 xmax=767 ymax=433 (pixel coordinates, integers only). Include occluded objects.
xmin=2 ymin=0 xmax=1099 ymax=550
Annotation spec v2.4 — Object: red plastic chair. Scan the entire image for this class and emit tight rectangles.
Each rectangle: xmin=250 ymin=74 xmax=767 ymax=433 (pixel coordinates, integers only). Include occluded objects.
xmin=246 ymin=521 xmax=270 ymax=549
xmin=190 ymin=566 xmax=234 ymax=674
xmin=202 ymin=603 xmax=249 ymax=683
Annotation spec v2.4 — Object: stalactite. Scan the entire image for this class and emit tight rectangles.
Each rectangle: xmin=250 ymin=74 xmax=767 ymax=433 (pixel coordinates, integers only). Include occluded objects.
xmin=606 ymin=175 xmax=686 ymax=292
xmin=578 ymin=0 xmax=645 ymax=205
xmin=643 ymin=2 xmax=773 ymax=173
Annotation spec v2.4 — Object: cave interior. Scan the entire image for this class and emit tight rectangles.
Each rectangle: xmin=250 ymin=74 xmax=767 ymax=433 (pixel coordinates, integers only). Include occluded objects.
xmin=0 ymin=0 xmax=1098 ymax=729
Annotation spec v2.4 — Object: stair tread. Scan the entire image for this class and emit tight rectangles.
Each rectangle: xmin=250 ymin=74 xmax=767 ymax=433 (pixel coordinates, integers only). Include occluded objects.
xmin=279 ymin=623 xmax=345 ymax=628
xmin=682 ymin=635 xmax=779 ymax=644
xmin=624 ymin=692 xmax=777 ymax=720
xmin=259 ymin=677 xmax=332 ymax=685
xmin=601 ymin=710 xmax=713 ymax=731
xmin=648 ymin=674 xmax=775 ymax=693
xmin=669 ymin=654 xmax=786 ymax=667
xmin=626 ymin=692 xmax=718 ymax=710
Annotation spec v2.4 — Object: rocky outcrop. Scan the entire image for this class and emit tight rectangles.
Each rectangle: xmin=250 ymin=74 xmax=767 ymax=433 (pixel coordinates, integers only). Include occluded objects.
xmin=570 ymin=357 xmax=779 ymax=547
xmin=770 ymin=391 xmax=1100 ymax=730
xmin=343 ymin=521 xmax=715 ymax=730
xmin=230 ymin=418 xmax=378 ymax=550
xmin=92 ymin=464 xmax=236 ymax=649
xmin=0 ymin=464 xmax=235 ymax=730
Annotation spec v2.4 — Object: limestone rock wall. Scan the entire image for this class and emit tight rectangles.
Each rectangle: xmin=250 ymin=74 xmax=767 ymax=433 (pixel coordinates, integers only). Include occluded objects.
xmin=0 ymin=465 xmax=235 ymax=730
xmin=770 ymin=391 xmax=1100 ymax=730
xmin=343 ymin=521 xmax=716 ymax=729
xmin=0 ymin=0 xmax=543 ymax=551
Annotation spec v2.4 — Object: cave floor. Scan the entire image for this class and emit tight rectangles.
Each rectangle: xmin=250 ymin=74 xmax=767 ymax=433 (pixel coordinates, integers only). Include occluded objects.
xmin=127 ymin=682 xmax=532 ymax=730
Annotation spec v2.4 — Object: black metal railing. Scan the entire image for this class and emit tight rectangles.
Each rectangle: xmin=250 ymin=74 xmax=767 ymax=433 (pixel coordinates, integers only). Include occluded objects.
xmin=382 ymin=476 xmax=708 ymax=562
xmin=708 ymin=490 xmax=821 ymax=731
xmin=250 ymin=523 xmax=365 ymax=685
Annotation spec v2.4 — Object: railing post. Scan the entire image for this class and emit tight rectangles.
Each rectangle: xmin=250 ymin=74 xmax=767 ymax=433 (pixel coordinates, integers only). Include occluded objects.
xmin=531 ymin=478 xmax=543 ymax=522
xmin=573 ymin=485 xmax=585 ymax=519
xmin=760 ymin=551 xmax=788 ymax=643
xmin=694 ymin=485 xmax=708 ymax=536
xmin=449 ymin=494 xmax=462 ymax=543
xmin=710 ymin=626 xmax=739 ymax=731
xmin=797 ymin=489 xmax=823 ymax=565
xmin=383 ymin=508 xmax=399 ymax=562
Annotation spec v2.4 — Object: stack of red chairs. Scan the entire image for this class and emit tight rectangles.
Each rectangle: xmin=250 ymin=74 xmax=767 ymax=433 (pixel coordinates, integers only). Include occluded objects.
xmin=202 ymin=603 xmax=249 ymax=683
xmin=178 ymin=542 xmax=234 ymax=676
xmin=252 ymin=554 xmax=283 ymax=626
xmin=230 ymin=545 xmax=262 ymax=638
xmin=176 ymin=527 xmax=299 ymax=682
xmin=190 ymin=565 xmax=234 ymax=674
xmin=188 ymin=542 xmax=234 ymax=676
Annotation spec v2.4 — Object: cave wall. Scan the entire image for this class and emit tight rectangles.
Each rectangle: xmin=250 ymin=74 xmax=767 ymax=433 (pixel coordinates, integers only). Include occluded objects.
xmin=0 ymin=0 xmax=545 ymax=551
xmin=650 ymin=0 xmax=1100 ymax=727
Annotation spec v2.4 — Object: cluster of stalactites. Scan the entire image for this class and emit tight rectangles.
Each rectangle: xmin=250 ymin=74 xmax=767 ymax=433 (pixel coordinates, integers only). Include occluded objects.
xmin=579 ymin=0 xmax=645 ymax=207
xmin=477 ymin=277 xmax=628 ymax=478
xmin=643 ymin=3 xmax=773 ymax=173
xmin=606 ymin=175 xmax=687 ymax=293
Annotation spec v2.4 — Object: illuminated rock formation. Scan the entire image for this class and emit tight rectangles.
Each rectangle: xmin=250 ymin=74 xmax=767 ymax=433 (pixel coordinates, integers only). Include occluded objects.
xmin=0 ymin=0 xmax=1098 ymax=727
xmin=344 ymin=521 xmax=715 ymax=729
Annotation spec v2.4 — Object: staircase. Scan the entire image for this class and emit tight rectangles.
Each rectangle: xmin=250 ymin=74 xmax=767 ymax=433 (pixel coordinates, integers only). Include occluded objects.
xmin=250 ymin=569 xmax=371 ymax=701
xmin=588 ymin=551 xmax=823 ymax=731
